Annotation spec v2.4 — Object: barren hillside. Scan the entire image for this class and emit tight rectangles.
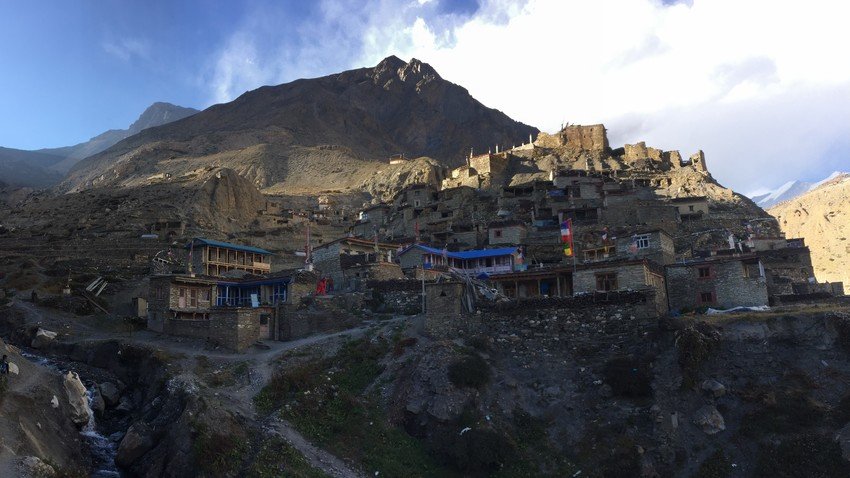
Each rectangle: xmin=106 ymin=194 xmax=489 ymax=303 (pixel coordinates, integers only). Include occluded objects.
xmin=769 ymin=173 xmax=850 ymax=285
xmin=60 ymin=56 xmax=537 ymax=194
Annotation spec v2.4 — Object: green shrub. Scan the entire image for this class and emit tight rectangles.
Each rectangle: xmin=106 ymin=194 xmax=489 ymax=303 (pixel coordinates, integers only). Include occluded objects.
xmin=192 ymin=422 xmax=246 ymax=476
xmin=248 ymin=435 xmax=328 ymax=478
xmin=675 ymin=322 xmax=720 ymax=388
xmin=448 ymin=353 xmax=491 ymax=389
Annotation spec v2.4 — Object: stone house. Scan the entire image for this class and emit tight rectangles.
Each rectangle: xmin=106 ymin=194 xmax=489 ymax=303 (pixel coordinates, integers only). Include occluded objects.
xmin=670 ymin=196 xmax=709 ymax=220
xmin=600 ymin=197 xmax=679 ymax=230
xmin=665 ymin=255 xmax=768 ymax=312
xmin=147 ymin=274 xmax=265 ymax=351
xmin=312 ymin=237 xmax=401 ymax=289
xmin=551 ymin=171 xmax=606 ymax=199
xmin=186 ymin=238 xmax=272 ymax=277
xmin=148 ymin=275 xmax=216 ymax=328
xmin=752 ymin=239 xmax=819 ymax=301
xmin=441 ymin=152 xmax=510 ymax=190
xmin=572 ymin=259 xmax=667 ymax=314
xmin=357 ymin=204 xmax=390 ymax=226
xmin=350 ymin=204 xmax=390 ymax=239
xmin=488 ymin=220 xmax=527 ymax=245
xmin=581 ymin=229 xmax=675 ymax=266
xmin=392 ymin=184 xmax=438 ymax=210
xmin=146 ymin=269 xmax=318 ymax=351
xmin=424 ymin=281 xmax=471 ymax=336
xmin=397 ymin=244 xmax=519 ymax=277
xmin=489 ymin=267 xmax=572 ymax=299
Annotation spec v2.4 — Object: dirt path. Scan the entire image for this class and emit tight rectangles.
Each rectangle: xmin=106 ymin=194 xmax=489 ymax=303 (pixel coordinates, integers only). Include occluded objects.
xmin=264 ymin=419 xmax=367 ymax=478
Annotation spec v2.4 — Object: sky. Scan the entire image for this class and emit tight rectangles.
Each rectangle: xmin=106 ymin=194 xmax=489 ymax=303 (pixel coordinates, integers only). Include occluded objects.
xmin=1 ymin=0 xmax=849 ymax=195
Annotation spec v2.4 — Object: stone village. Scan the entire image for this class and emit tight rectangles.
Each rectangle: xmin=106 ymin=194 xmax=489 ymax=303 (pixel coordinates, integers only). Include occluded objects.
xmin=143 ymin=124 xmax=844 ymax=351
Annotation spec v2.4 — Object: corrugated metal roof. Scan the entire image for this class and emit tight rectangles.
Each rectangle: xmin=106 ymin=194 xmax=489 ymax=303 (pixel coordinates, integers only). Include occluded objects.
xmin=401 ymin=244 xmax=517 ymax=260
xmin=186 ymin=238 xmax=272 ymax=255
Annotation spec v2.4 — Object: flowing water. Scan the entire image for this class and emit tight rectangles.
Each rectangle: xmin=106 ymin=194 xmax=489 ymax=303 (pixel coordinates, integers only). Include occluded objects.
xmin=20 ymin=350 xmax=122 ymax=477
xmin=83 ymin=389 xmax=121 ymax=478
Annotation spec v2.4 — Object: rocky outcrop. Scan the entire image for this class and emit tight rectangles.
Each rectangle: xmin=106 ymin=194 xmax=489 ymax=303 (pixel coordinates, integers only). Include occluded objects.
xmin=692 ymin=405 xmax=726 ymax=434
xmin=98 ymin=382 xmax=120 ymax=407
xmin=17 ymin=456 xmax=56 ymax=478
xmin=192 ymin=168 xmax=265 ymax=224
xmin=0 ymin=339 xmax=88 ymax=474
xmin=62 ymin=371 xmax=91 ymax=426
xmin=30 ymin=328 xmax=57 ymax=349
xmin=115 ymin=422 xmax=154 ymax=468
xmin=397 ymin=343 xmax=477 ymax=423
xmin=700 ymin=379 xmax=726 ymax=398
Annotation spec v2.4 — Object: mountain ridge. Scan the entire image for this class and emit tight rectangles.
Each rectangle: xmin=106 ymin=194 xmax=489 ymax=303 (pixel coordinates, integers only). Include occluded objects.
xmin=0 ymin=102 xmax=198 ymax=188
xmin=751 ymin=171 xmax=845 ymax=208
xmin=59 ymin=57 xmax=539 ymax=194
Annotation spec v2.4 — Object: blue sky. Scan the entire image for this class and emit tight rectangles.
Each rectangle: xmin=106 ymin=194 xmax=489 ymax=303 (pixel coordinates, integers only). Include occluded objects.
xmin=1 ymin=0 xmax=849 ymax=195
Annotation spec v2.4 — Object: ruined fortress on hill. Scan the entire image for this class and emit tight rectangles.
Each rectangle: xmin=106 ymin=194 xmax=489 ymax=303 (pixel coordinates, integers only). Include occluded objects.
xmin=439 ymin=123 xmax=710 ymax=192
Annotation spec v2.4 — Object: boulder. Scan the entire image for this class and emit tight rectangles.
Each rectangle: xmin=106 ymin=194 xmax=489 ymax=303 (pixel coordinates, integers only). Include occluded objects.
xmin=693 ymin=405 xmax=725 ymax=434
xmin=31 ymin=328 xmax=57 ymax=349
xmin=835 ymin=422 xmax=850 ymax=462
xmin=701 ymin=379 xmax=726 ymax=398
xmin=90 ymin=387 xmax=106 ymax=417
xmin=116 ymin=422 xmax=155 ymax=467
xmin=18 ymin=456 xmax=56 ymax=478
xmin=116 ymin=395 xmax=134 ymax=413
xmin=99 ymin=382 xmax=120 ymax=406
xmin=62 ymin=371 xmax=91 ymax=426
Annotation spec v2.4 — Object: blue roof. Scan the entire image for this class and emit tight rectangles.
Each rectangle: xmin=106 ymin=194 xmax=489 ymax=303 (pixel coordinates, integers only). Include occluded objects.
xmin=401 ymin=244 xmax=517 ymax=260
xmin=186 ymin=238 xmax=272 ymax=255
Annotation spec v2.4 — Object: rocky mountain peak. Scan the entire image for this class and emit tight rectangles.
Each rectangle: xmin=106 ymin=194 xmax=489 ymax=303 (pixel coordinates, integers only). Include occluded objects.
xmin=128 ymin=102 xmax=198 ymax=134
xmin=371 ymin=56 xmax=440 ymax=89
xmin=398 ymin=57 xmax=440 ymax=83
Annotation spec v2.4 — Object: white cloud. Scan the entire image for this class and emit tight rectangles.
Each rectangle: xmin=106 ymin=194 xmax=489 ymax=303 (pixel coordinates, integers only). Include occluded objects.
xmin=102 ymin=37 xmax=151 ymax=62
xmin=206 ymin=0 xmax=850 ymax=192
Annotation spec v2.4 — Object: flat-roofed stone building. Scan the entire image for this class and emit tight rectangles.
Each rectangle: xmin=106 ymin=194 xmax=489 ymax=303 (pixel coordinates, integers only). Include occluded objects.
xmin=666 ymin=255 xmax=768 ymax=312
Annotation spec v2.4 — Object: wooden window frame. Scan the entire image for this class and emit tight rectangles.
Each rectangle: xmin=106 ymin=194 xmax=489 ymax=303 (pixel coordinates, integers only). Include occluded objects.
xmin=595 ymin=272 xmax=618 ymax=292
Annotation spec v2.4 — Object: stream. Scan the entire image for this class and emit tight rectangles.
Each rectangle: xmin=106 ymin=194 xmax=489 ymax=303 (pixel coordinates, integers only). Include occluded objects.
xmin=83 ymin=389 xmax=120 ymax=478
xmin=20 ymin=350 xmax=122 ymax=477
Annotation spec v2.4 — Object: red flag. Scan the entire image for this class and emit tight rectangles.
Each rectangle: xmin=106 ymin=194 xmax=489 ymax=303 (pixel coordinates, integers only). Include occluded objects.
xmin=560 ymin=219 xmax=574 ymax=257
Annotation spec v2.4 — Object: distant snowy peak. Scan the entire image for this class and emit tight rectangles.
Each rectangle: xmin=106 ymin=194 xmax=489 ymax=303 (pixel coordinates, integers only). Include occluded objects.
xmin=753 ymin=171 xmax=848 ymax=208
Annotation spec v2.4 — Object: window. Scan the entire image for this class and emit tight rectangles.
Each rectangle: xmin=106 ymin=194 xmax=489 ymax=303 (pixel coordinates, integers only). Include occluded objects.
xmin=635 ymin=234 xmax=650 ymax=249
xmin=699 ymin=291 xmax=715 ymax=304
xmin=698 ymin=266 xmax=711 ymax=279
xmin=179 ymin=288 xmax=186 ymax=297
xmin=414 ymin=200 xmax=421 ymax=207
xmin=595 ymin=273 xmax=618 ymax=291
xmin=494 ymin=229 xmax=503 ymax=238
xmin=572 ymin=186 xmax=582 ymax=198
xmin=190 ymin=289 xmax=197 ymax=307
xmin=688 ymin=205 xmax=695 ymax=212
